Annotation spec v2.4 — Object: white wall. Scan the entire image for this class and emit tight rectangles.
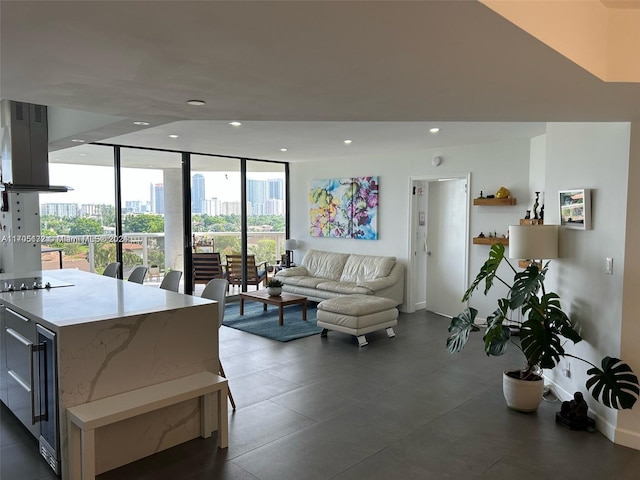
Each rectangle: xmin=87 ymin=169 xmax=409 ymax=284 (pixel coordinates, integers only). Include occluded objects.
xmin=543 ymin=122 xmax=633 ymax=442
xmin=529 ymin=134 xmax=546 ymax=211
xmin=288 ymin=138 xmax=531 ymax=315
xmin=289 ymin=123 xmax=640 ymax=449
xmin=619 ymin=121 xmax=640 ymax=449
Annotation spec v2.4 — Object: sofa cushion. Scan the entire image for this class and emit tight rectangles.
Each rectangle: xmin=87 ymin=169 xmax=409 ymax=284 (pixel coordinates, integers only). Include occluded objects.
xmin=275 ymin=266 xmax=308 ymax=278
xmin=316 ymin=281 xmax=372 ymax=295
xmin=339 ymin=254 xmax=396 ymax=283
xmin=301 ymin=250 xmax=350 ymax=281
xmin=279 ymin=276 xmax=327 ymax=288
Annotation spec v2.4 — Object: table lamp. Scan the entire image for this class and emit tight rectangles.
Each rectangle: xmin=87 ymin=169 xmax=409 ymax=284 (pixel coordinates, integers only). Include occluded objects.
xmin=508 ymin=225 xmax=559 ymax=267
xmin=284 ymin=239 xmax=298 ymax=267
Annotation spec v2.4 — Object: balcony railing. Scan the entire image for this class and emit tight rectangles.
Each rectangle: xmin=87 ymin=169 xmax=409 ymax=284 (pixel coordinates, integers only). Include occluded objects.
xmin=41 ymin=231 xmax=288 ymax=287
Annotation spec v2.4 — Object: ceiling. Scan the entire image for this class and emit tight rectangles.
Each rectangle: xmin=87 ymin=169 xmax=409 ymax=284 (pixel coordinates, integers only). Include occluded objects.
xmin=2 ymin=1 xmax=639 ymax=164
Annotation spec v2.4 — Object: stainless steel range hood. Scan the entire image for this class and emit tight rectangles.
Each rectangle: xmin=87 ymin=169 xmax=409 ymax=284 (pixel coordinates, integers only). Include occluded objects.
xmin=1 ymin=100 xmax=72 ymax=193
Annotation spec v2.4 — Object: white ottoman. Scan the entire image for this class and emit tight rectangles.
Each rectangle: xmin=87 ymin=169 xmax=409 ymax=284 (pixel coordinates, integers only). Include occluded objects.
xmin=317 ymin=295 xmax=398 ymax=347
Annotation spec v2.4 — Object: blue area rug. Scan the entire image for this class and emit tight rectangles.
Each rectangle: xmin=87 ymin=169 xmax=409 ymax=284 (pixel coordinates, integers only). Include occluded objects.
xmin=222 ymin=301 xmax=322 ymax=342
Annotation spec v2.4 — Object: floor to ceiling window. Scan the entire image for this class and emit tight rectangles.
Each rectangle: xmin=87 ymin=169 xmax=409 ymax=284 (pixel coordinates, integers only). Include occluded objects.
xmin=43 ymin=144 xmax=288 ymax=295
xmin=245 ymin=160 xmax=287 ymax=270
xmin=120 ymin=148 xmax=183 ymax=289
xmin=190 ymin=155 xmax=241 ymax=294
xmin=40 ymin=144 xmax=115 ymax=274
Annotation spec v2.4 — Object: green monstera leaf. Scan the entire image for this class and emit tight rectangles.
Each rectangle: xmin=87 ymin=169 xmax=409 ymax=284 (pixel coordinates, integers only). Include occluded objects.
xmin=586 ymin=357 xmax=640 ymax=410
xmin=462 ymin=243 xmax=506 ymax=302
xmin=484 ymin=299 xmax=511 ymax=357
xmin=509 ymin=263 xmax=546 ymax=310
xmin=446 ymin=308 xmax=478 ymax=354
xmin=520 ymin=315 xmax=565 ymax=369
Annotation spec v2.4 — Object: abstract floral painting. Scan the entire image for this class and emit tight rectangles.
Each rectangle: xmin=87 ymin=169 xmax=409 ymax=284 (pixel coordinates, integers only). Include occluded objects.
xmin=309 ymin=176 xmax=378 ymax=239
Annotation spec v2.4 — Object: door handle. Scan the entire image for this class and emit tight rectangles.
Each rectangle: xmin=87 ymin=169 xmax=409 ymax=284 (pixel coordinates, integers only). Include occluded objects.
xmin=30 ymin=342 xmax=46 ymax=424
xmin=30 ymin=343 xmax=36 ymax=425
xmin=424 ymin=236 xmax=431 ymax=256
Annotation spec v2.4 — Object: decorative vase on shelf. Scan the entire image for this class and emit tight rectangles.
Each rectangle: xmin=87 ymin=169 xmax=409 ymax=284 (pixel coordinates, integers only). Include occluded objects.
xmin=267 ymin=287 xmax=282 ymax=297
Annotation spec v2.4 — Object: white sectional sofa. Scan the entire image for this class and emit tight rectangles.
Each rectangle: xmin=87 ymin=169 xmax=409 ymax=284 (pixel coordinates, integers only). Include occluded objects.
xmin=274 ymin=249 xmax=404 ymax=305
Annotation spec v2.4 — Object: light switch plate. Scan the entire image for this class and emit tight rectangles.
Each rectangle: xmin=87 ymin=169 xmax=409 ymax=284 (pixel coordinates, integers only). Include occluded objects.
xmin=606 ymin=257 xmax=613 ymax=275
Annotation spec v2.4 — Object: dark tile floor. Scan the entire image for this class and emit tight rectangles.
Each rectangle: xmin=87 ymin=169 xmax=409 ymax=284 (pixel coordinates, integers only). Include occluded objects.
xmin=3 ymin=309 xmax=640 ymax=479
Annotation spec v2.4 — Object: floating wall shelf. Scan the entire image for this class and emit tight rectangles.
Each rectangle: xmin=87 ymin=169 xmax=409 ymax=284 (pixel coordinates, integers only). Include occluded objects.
xmin=473 ymin=197 xmax=517 ymax=206
xmin=472 ymin=237 xmax=509 ymax=246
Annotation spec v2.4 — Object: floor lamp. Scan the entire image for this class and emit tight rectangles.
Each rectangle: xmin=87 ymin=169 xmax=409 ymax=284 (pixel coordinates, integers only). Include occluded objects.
xmin=507 ymin=224 xmax=559 ymax=334
xmin=508 ymin=224 xmax=559 ymax=269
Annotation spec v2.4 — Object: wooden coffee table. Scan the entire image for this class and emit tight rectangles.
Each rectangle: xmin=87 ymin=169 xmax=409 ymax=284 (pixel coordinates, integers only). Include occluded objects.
xmin=239 ymin=290 xmax=307 ymax=326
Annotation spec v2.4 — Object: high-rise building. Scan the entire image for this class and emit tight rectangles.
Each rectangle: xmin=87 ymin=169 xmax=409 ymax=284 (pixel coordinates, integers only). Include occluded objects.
xmin=79 ymin=204 xmax=102 ymax=217
xmin=205 ymin=197 xmax=221 ymax=216
xmin=192 ymin=174 xmax=205 ymax=213
xmin=124 ymin=200 xmax=150 ymax=214
xmin=220 ymin=201 xmax=243 ymax=215
xmin=153 ymin=183 xmax=164 ymax=214
xmin=265 ymin=198 xmax=284 ymax=215
xmin=247 ymin=179 xmax=267 ymax=215
xmin=41 ymin=203 xmax=79 ymax=218
xmin=268 ymin=178 xmax=284 ymax=200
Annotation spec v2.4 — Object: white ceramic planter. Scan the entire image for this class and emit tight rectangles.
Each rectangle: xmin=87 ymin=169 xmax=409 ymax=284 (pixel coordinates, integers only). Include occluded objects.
xmin=502 ymin=370 xmax=544 ymax=412
xmin=267 ymin=287 xmax=282 ymax=296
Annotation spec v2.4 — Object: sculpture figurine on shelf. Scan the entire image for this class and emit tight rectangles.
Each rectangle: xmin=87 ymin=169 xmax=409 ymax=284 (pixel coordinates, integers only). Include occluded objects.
xmin=540 ymin=204 xmax=545 ymax=222
xmin=495 ymin=186 xmax=510 ymax=199
xmin=532 ymin=191 xmax=540 ymax=219
xmin=524 ymin=210 xmax=531 ymax=220
xmin=478 ymin=232 xmax=485 ymax=238
xmin=478 ymin=190 xmax=485 ymax=199
xmin=556 ymin=391 xmax=595 ymax=431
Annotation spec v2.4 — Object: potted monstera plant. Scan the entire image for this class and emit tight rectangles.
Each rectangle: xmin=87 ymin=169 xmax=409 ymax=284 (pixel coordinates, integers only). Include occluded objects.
xmin=447 ymin=243 xmax=639 ymax=412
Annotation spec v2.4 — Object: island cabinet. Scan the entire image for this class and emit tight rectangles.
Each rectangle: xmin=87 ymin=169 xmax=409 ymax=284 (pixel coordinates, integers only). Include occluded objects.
xmin=0 ymin=269 xmax=219 ymax=479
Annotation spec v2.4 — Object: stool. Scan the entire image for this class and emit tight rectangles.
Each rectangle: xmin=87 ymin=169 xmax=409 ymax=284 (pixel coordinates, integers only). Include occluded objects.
xmin=317 ymin=294 xmax=398 ymax=347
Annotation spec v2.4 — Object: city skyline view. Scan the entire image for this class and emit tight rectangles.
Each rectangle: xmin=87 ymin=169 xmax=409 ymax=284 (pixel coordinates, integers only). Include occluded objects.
xmin=40 ymin=164 xmax=285 ymax=215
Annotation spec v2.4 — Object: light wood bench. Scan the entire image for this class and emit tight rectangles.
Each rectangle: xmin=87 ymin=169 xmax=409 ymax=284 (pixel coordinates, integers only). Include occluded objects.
xmin=66 ymin=371 xmax=228 ymax=480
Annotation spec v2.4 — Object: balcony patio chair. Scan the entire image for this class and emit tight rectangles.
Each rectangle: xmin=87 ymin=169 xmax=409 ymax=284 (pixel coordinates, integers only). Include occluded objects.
xmin=102 ymin=262 xmax=121 ymax=278
xmin=159 ymin=270 xmax=182 ymax=292
xmin=127 ymin=266 xmax=148 ymax=284
xmin=193 ymin=252 xmax=225 ymax=286
xmin=201 ymin=278 xmax=236 ymax=410
xmin=225 ymin=254 xmax=268 ymax=291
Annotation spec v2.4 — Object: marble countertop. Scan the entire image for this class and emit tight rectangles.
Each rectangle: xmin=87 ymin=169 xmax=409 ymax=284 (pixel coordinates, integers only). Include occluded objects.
xmin=0 ymin=269 xmax=213 ymax=329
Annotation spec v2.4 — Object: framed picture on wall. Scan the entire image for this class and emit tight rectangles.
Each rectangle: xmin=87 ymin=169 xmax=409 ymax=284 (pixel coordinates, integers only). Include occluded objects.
xmin=559 ymin=189 xmax=591 ymax=230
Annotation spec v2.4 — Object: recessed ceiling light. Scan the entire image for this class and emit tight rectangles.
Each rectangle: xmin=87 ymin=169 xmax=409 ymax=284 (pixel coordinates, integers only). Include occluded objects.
xmin=187 ymin=99 xmax=206 ymax=106
xmin=344 ymin=139 xmax=353 ymax=144
xmin=79 ymin=153 xmax=86 ymax=157
xmin=169 ymin=134 xmax=179 ymax=138
xmin=429 ymin=127 xmax=440 ymax=134
xmin=229 ymin=121 xmax=242 ymax=127
xmin=280 ymin=148 xmax=288 ymax=152
xmin=71 ymin=139 xmax=85 ymax=143
xmin=134 ymin=121 xmax=150 ymax=126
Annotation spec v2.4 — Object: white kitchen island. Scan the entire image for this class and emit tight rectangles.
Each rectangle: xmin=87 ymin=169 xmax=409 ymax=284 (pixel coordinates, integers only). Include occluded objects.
xmin=0 ymin=269 xmax=220 ymax=479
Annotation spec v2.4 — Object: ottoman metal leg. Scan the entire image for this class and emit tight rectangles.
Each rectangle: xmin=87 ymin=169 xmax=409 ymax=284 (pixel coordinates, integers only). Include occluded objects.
xmin=357 ymin=335 xmax=368 ymax=347
xmin=386 ymin=327 xmax=396 ymax=338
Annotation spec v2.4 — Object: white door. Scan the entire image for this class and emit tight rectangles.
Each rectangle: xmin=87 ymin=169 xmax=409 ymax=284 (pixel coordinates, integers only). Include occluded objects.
xmin=425 ymin=178 xmax=468 ymax=317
